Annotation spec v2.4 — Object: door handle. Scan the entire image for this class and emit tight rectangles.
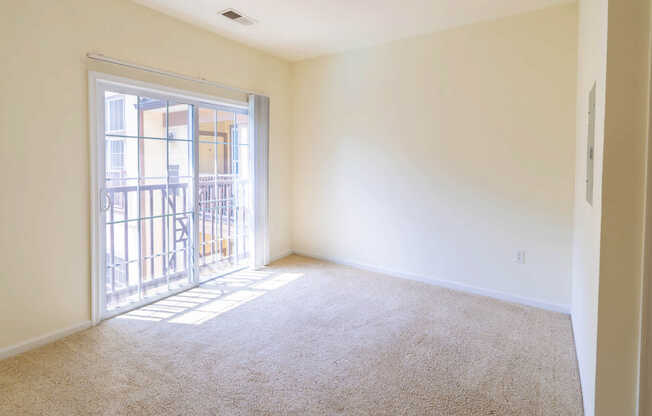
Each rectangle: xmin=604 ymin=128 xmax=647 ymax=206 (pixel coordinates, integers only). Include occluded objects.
xmin=100 ymin=189 xmax=112 ymax=212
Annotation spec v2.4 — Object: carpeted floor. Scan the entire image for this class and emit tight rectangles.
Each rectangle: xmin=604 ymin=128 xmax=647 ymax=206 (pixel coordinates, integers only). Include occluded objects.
xmin=0 ymin=255 xmax=582 ymax=415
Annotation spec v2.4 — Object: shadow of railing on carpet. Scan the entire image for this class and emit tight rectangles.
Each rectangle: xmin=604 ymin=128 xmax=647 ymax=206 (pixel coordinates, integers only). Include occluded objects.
xmin=115 ymin=269 xmax=304 ymax=325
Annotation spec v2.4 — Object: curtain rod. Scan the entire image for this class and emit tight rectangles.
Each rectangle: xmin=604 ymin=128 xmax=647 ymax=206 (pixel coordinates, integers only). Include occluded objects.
xmin=86 ymin=53 xmax=262 ymax=97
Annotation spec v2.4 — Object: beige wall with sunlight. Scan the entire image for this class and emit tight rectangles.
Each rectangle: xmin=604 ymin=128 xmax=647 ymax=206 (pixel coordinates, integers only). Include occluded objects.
xmin=291 ymin=4 xmax=578 ymax=310
xmin=0 ymin=0 xmax=292 ymax=350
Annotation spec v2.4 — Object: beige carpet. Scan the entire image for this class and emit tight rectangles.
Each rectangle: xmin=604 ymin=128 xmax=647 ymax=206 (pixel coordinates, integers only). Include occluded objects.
xmin=0 ymin=255 xmax=582 ymax=415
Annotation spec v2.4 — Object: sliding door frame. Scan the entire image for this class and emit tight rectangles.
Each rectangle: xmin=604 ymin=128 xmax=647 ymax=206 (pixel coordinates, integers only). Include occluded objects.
xmin=88 ymin=71 xmax=261 ymax=324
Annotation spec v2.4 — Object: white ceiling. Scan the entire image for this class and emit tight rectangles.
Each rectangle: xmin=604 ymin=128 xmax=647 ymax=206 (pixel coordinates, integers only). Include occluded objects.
xmin=132 ymin=0 xmax=574 ymax=61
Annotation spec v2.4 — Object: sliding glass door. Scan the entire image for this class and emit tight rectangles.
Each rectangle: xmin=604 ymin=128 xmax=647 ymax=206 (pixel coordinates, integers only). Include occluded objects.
xmin=96 ymin=81 xmax=251 ymax=317
xmin=197 ymin=106 xmax=251 ymax=282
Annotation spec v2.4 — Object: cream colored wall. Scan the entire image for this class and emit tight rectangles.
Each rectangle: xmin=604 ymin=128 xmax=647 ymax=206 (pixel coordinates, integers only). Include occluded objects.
xmin=0 ymin=0 xmax=292 ymax=350
xmin=291 ymin=5 xmax=578 ymax=309
xmin=570 ymin=1 xmax=607 ymax=414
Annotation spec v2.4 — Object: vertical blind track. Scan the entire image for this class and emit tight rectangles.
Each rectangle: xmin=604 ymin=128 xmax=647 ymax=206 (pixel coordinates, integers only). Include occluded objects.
xmin=86 ymin=53 xmax=266 ymax=97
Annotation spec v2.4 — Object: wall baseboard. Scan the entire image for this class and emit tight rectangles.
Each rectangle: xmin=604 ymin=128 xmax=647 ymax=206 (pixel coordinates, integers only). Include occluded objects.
xmin=293 ymin=250 xmax=570 ymax=314
xmin=0 ymin=250 xmax=568 ymax=361
xmin=269 ymin=249 xmax=295 ymax=263
xmin=569 ymin=313 xmax=589 ymax=416
xmin=0 ymin=321 xmax=92 ymax=361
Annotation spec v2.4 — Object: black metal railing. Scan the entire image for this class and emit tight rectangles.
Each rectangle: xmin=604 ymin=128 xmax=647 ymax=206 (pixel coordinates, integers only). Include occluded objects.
xmin=104 ymin=176 xmax=249 ymax=307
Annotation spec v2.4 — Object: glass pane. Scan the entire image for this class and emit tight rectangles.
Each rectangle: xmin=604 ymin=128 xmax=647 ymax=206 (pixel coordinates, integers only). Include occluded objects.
xmin=236 ymin=113 xmax=249 ymax=145
xmin=139 ymin=97 xmax=167 ymax=139
xmin=105 ymin=223 xmax=117 ymax=296
xmin=168 ymin=179 xmax=193 ymax=215
xmin=169 ymin=140 xmax=192 ymax=178
xmin=105 ymin=92 xmax=138 ymax=137
xmin=217 ymin=110 xmax=235 ymax=144
xmin=142 ymin=277 xmax=169 ymax=301
xmin=198 ymin=176 xmax=216 ymax=206
xmin=105 ymin=216 xmax=140 ymax=311
xmin=168 ymin=103 xmax=191 ymax=140
xmin=141 ymin=215 xmax=169 ymax=301
xmin=199 ymin=108 xmax=217 ymax=140
xmin=105 ymin=178 xmax=139 ymax=222
xmin=169 ymin=270 xmax=191 ymax=293
xmin=139 ymin=178 xmax=167 ymax=218
xmin=238 ymin=145 xmax=250 ymax=181
xmin=141 ymin=138 xmax=167 ymax=179
xmin=239 ymin=207 xmax=251 ymax=258
xmin=166 ymin=213 xmax=192 ymax=274
xmin=216 ymin=143 xmax=231 ymax=175
xmin=141 ymin=216 xmax=165 ymax=282
xmin=199 ymin=142 xmax=216 ymax=176
xmin=198 ymin=190 xmax=214 ymax=254
xmin=105 ymin=138 xmax=138 ymax=180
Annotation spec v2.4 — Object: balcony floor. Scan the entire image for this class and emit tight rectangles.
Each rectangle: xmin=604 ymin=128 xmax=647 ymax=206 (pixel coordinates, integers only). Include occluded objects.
xmin=0 ymin=255 xmax=582 ymax=415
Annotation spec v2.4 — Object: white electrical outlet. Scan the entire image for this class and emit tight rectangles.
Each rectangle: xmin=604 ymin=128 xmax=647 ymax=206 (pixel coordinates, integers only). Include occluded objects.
xmin=514 ymin=250 xmax=526 ymax=264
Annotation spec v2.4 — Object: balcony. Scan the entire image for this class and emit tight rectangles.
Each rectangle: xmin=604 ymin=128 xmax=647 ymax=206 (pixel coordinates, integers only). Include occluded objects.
xmin=104 ymin=175 xmax=250 ymax=310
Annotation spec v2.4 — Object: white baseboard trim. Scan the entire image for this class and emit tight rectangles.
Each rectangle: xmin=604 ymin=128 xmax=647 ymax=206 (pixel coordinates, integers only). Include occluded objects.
xmin=293 ymin=251 xmax=570 ymax=314
xmin=570 ymin=312 xmax=590 ymax=416
xmin=0 ymin=321 xmax=92 ymax=361
xmin=269 ymin=249 xmax=295 ymax=263
xmin=0 ymin=253 xmax=568 ymax=360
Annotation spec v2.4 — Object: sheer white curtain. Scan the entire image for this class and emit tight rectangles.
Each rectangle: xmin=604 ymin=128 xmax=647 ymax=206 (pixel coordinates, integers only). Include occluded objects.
xmin=249 ymin=94 xmax=270 ymax=268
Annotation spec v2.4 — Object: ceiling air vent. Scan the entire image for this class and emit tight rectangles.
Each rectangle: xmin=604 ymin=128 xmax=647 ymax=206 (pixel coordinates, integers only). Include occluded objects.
xmin=220 ymin=9 xmax=256 ymax=26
